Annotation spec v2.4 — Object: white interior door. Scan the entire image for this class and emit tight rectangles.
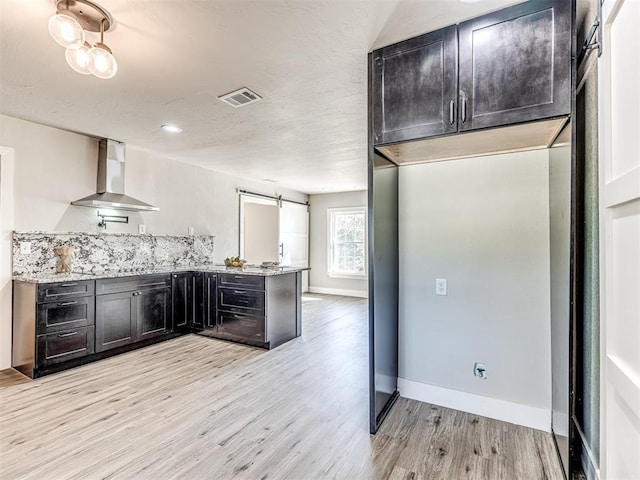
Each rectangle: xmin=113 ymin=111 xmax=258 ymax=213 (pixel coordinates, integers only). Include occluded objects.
xmin=279 ymin=201 xmax=309 ymax=291
xmin=599 ymin=1 xmax=640 ymax=478
xmin=239 ymin=195 xmax=280 ymax=265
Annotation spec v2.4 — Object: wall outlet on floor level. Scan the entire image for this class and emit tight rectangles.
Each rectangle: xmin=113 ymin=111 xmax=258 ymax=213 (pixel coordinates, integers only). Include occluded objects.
xmin=138 ymin=224 xmax=146 ymax=234
xmin=474 ymin=362 xmax=487 ymax=379
xmin=435 ymin=278 xmax=447 ymax=296
xmin=20 ymin=242 xmax=31 ymax=255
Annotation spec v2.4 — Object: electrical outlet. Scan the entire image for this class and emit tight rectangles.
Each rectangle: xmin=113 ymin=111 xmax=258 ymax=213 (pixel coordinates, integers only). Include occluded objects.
xmin=188 ymin=227 xmax=194 ymax=236
xmin=138 ymin=224 xmax=146 ymax=234
xmin=474 ymin=362 xmax=487 ymax=379
xmin=20 ymin=242 xmax=31 ymax=255
xmin=435 ymin=278 xmax=447 ymax=296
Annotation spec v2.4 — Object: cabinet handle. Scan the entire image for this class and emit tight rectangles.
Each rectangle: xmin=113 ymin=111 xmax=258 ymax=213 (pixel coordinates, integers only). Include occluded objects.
xmin=57 ymin=301 xmax=78 ymax=307
xmin=449 ymin=100 xmax=455 ymax=125
xmin=60 ymin=283 xmax=78 ymax=287
xmin=461 ymin=97 xmax=467 ymax=124
xmin=139 ymin=282 xmax=166 ymax=288
xmin=233 ymin=276 xmax=244 ymax=279
xmin=57 ymin=331 xmax=78 ymax=338
xmin=233 ymin=314 xmax=246 ymax=319
xmin=233 ymin=290 xmax=246 ymax=294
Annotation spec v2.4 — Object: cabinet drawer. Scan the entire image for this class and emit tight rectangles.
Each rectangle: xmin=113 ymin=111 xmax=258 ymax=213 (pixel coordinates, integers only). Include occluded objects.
xmin=37 ymin=296 xmax=95 ymax=334
xmin=96 ymin=274 xmax=171 ymax=295
xmin=37 ymin=280 xmax=95 ymax=302
xmin=218 ymin=274 xmax=265 ymax=290
xmin=217 ymin=311 xmax=265 ymax=341
xmin=36 ymin=326 xmax=95 ymax=367
xmin=218 ymin=287 xmax=265 ymax=314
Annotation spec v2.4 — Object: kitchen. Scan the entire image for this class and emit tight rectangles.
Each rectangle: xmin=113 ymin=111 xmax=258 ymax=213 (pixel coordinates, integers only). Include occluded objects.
xmin=1 ymin=0 xmax=638 ymax=479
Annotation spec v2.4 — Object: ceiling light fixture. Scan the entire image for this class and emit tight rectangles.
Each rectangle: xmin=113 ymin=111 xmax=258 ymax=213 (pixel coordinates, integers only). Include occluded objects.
xmin=48 ymin=0 xmax=118 ymax=79
xmin=161 ymin=125 xmax=183 ymax=133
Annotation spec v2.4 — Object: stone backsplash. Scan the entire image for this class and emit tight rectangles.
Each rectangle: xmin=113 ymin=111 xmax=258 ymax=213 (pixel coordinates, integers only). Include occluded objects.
xmin=13 ymin=231 xmax=215 ymax=276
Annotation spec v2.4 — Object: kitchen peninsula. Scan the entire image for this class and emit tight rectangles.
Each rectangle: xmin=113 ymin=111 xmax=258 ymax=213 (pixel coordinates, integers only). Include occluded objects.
xmin=11 ymin=232 xmax=308 ymax=378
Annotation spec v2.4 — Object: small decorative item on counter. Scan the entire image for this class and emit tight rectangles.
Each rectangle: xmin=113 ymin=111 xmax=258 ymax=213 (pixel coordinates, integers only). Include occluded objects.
xmin=53 ymin=245 xmax=75 ymax=273
xmin=224 ymin=256 xmax=246 ymax=268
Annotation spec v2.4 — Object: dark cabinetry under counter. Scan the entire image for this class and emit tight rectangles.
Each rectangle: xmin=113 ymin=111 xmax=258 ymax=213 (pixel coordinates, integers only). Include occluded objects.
xmin=13 ymin=280 xmax=96 ymax=378
xmin=95 ymin=275 xmax=171 ymax=352
xmin=200 ymin=271 xmax=301 ymax=349
xmin=171 ymin=272 xmax=204 ymax=331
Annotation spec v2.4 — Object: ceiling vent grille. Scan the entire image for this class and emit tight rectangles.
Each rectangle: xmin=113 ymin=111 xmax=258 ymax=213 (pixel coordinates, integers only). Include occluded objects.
xmin=218 ymin=87 xmax=263 ymax=108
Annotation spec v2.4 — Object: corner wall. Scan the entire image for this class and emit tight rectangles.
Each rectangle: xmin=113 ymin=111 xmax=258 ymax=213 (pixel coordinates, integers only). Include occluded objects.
xmin=309 ymin=191 xmax=368 ymax=298
xmin=397 ymin=149 xmax=552 ymax=431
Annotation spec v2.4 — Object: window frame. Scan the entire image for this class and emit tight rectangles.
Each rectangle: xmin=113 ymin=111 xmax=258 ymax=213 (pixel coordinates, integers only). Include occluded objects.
xmin=327 ymin=206 xmax=367 ymax=279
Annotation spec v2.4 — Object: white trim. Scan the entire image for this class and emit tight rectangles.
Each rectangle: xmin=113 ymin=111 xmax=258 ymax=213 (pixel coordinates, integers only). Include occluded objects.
xmin=308 ymin=286 xmax=368 ymax=298
xmin=398 ymin=378 xmax=551 ymax=432
xmin=0 ymin=145 xmax=15 ymax=370
xmin=327 ymin=206 xmax=367 ymax=277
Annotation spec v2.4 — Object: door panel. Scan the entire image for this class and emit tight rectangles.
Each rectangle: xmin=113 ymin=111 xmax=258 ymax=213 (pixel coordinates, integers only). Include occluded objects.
xmin=599 ymin=0 xmax=640 ymax=477
xmin=137 ymin=287 xmax=170 ymax=340
xmin=95 ymin=292 xmax=135 ymax=352
xmin=240 ymin=195 xmax=279 ymax=264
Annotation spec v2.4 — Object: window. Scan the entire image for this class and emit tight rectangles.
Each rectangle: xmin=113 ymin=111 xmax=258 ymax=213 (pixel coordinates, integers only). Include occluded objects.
xmin=328 ymin=207 xmax=366 ymax=277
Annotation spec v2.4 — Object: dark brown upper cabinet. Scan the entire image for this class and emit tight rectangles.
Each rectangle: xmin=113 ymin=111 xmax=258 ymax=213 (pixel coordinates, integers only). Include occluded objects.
xmin=371 ymin=0 xmax=571 ymax=147
xmin=457 ymin=0 xmax=571 ymax=132
xmin=372 ymin=25 xmax=458 ymax=145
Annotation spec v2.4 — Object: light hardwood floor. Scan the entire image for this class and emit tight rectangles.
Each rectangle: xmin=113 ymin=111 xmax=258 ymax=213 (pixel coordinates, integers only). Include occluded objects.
xmin=0 ymin=294 xmax=563 ymax=479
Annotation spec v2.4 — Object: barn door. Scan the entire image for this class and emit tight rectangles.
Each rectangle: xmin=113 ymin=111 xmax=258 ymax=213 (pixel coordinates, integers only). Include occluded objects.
xmin=598 ymin=0 xmax=640 ymax=478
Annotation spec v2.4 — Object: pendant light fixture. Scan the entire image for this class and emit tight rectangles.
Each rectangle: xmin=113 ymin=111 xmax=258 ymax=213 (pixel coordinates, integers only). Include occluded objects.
xmin=48 ymin=0 xmax=118 ymax=79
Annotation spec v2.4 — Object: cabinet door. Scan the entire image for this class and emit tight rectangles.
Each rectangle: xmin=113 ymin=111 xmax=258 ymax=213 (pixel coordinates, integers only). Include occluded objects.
xmin=36 ymin=296 xmax=95 ymax=334
xmin=372 ymin=25 xmax=458 ymax=145
xmin=136 ymin=287 xmax=171 ymax=341
xmin=457 ymin=0 xmax=571 ymax=131
xmin=95 ymin=292 xmax=135 ymax=352
xmin=36 ymin=326 xmax=95 ymax=368
xmin=190 ymin=273 xmax=204 ymax=330
xmin=204 ymin=273 xmax=217 ymax=329
xmin=172 ymin=273 xmax=189 ymax=331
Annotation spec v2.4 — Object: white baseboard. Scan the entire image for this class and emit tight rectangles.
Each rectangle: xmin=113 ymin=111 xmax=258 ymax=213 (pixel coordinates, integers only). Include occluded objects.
xmin=308 ymin=286 xmax=368 ymax=298
xmin=398 ymin=378 xmax=551 ymax=432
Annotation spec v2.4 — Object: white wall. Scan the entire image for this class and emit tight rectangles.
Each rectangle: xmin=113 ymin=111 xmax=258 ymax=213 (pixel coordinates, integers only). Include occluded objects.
xmin=309 ymin=190 xmax=368 ymax=298
xmin=0 ymin=146 xmax=15 ymax=370
xmin=397 ymin=150 xmax=552 ymax=431
xmin=243 ymin=202 xmax=280 ymax=264
xmin=0 ymin=114 xmax=307 ymax=369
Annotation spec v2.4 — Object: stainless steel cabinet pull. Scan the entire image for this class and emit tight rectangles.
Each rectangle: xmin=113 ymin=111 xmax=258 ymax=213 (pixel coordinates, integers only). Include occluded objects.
xmin=60 ymin=283 xmax=78 ymax=287
xmin=449 ymin=100 xmax=455 ymax=125
xmin=57 ymin=331 xmax=78 ymax=338
xmin=233 ymin=290 xmax=246 ymax=294
xmin=461 ymin=97 xmax=467 ymax=124
xmin=233 ymin=314 xmax=245 ymax=319
xmin=57 ymin=301 xmax=78 ymax=307
xmin=234 ymin=276 xmax=244 ymax=279
xmin=139 ymin=282 xmax=165 ymax=288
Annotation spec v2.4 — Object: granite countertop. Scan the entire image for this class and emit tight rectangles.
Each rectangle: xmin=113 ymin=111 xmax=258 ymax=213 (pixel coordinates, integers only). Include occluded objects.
xmin=14 ymin=265 xmax=311 ymax=284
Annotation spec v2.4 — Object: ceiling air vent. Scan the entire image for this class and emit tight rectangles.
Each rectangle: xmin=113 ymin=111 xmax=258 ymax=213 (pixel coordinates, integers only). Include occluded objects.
xmin=218 ymin=87 xmax=263 ymax=108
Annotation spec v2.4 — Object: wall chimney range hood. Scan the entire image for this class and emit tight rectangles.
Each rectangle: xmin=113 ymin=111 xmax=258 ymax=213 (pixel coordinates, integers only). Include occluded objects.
xmin=71 ymin=139 xmax=159 ymax=212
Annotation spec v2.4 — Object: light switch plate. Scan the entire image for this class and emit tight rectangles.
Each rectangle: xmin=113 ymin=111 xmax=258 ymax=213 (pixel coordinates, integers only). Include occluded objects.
xmin=436 ymin=278 xmax=447 ymax=296
xmin=20 ymin=242 xmax=31 ymax=255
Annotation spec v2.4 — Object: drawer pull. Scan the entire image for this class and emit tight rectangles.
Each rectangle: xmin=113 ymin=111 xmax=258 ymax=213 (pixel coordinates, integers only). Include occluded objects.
xmin=139 ymin=282 xmax=166 ymax=288
xmin=233 ymin=314 xmax=246 ymax=319
xmin=233 ymin=290 xmax=246 ymax=294
xmin=57 ymin=331 xmax=79 ymax=338
xmin=57 ymin=301 xmax=79 ymax=306
xmin=233 ymin=276 xmax=244 ymax=279
xmin=60 ymin=283 xmax=78 ymax=287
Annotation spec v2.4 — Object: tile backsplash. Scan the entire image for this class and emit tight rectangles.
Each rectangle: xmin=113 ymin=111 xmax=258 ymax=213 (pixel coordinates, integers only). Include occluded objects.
xmin=13 ymin=231 xmax=215 ymax=276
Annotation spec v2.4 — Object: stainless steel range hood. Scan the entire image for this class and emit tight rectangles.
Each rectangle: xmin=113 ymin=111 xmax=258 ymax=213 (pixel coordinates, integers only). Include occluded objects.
xmin=71 ymin=139 xmax=159 ymax=212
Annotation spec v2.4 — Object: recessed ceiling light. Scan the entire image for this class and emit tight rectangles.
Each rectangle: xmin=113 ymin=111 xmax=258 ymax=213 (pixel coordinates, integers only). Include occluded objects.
xmin=161 ymin=124 xmax=182 ymax=133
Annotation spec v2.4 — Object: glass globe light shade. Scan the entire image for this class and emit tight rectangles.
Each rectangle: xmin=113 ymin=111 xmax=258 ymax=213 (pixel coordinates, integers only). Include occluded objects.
xmin=89 ymin=44 xmax=117 ymax=79
xmin=65 ymin=43 xmax=92 ymax=75
xmin=48 ymin=14 xmax=85 ymax=49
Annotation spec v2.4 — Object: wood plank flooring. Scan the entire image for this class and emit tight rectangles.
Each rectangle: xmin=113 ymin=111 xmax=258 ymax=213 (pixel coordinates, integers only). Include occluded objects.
xmin=0 ymin=294 xmax=564 ymax=479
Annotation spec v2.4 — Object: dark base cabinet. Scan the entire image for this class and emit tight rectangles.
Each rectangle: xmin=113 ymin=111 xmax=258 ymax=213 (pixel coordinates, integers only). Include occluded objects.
xmin=12 ymin=270 xmax=303 ymax=378
xmin=199 ymin=271 xmax=301 ymax=350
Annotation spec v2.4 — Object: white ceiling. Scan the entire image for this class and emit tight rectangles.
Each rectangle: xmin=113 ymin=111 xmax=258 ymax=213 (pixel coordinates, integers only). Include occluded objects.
xmin=0 ymin=0 xmax=522 ymax=194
